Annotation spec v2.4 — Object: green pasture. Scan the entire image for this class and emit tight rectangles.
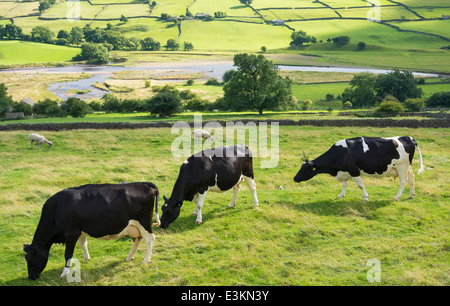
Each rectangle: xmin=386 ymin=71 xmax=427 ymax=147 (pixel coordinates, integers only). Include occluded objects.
xmin=179 ymin=20 xmax=291 ymax=51
xmin=41 ymin=1 xmax=103 ymax=19
xmin=0 ymin=40 xmax=80 ymax=66
xmin=0 ymin=1 xmax=38 ymax=18
xmin=189 ymin=0 xmax=256 ymax=17
xmin=251 ymin=0 xmax=323 ymax=9
xmin=0 ymin=126 xmax=448 ymax=285
xmin=388 ymin=20 xmax=450 ymax=38
xmin=95 ymin=4 xmax=152 ymax=19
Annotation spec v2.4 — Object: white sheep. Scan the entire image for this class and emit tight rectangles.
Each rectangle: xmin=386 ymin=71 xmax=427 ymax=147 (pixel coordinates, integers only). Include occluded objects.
xmin=28 ymin=133 xmax=53 ymax=148
xmin=193 ymin=129 xmax=215 ymax=143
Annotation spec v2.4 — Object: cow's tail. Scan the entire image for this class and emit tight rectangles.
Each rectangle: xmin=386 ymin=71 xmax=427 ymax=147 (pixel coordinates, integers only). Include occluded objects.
xmin=154 ymin=188 xmax=161 ymax=227
xmin=413 ymin=138 xmax=425 ymax=175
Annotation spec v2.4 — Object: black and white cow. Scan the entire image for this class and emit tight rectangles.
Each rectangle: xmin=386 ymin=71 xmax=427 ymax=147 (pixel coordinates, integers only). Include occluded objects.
xmin=293 ymin=136 xmax=424 ymax=201
xmin=23 ymin=182 xmax=160 ymax=280
xmin=160 ymin=144 xmax=259 ymax=229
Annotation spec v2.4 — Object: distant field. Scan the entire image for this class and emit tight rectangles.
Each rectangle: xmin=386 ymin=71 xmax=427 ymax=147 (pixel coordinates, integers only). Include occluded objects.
xmin=0 ymin=40 xmax=80 ymax=66
xmin=179 ymin=20 xmax=291 ymax=51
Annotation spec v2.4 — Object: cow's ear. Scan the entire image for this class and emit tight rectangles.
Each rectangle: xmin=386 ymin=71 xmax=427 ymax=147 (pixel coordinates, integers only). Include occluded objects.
xmin=177 ymin=201 xmax=183 ymax=207
xmin=23 ymin=244 xmax=30 ymax=253
xmin=305 ymin=159 xmax=309 ymax=163
xmin=163 ymin=195 xmax=168 ymax=202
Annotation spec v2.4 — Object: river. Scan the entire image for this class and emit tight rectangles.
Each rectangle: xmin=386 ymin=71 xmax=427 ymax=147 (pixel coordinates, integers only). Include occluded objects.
xmin=0 ymin=63 xmax=440 ymax=101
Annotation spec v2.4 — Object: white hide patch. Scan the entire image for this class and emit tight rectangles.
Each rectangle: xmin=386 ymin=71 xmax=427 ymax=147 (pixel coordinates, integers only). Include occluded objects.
xmin=81 ymin=220 xmax=144 ymax=240
xmin=335 ymin=139 xmax=347 ymax=148
xmin=361 ymin=137 xmax=369 ymax=153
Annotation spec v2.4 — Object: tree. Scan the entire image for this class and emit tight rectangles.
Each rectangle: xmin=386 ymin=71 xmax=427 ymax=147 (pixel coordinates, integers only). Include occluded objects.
xmin=183 ymin=41 xmax=194 ymax=51
xmin=374 ymin=70 xmax=423 ymax=102
xmin=146 ymin=92 xmax=181 ymax=117
xmin=341 ymin=72 xmax=377 ymax=108
xmin=57 ymin=30 xmax=70 ymax=40
xmin=141 ymin=37 xmax=160 ymax=51
xmin=38 ymin=1 xmax=51 ymax=13
xmin=2 ymin=24 xmax=23 ymax=40
xmin=61 ymin=97 xmax=90 ymax=117
xmin=77 ymin=42 xmax=109 ymax=64
xmin=0 ymin=83 xmax=14 ymax=115
xmin=70 ymin=26 xmax=84 ymax=46
xmin=426 ymin=91 xmax=450 ymax=108
xmin=32 ymin=98 xmax=59 ymax=115
xmin=290 ymin=30 xmax=315 ymax=47
xmin=31 ymin=26 xmax=55 ymax=44
xmin=223 ymin=53 xmax=293 ymax=114
xmin=332 ymin=36 xmax=350 ymax=46
xmin=120 ymin=14 xmax=128 ymax=22
xmin=165 ymin=39 xmax=179 ymax=51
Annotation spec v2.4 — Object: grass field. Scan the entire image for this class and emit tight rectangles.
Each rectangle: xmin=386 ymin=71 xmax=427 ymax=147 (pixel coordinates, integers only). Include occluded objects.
xmin=0 ymin=126 xmax=448 ymax=285
xmin=0 ymin=40 xmax=80 ymax=66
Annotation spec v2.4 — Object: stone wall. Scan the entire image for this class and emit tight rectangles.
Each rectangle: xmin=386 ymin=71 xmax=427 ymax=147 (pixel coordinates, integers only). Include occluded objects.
xmin=1 ymin=118 xmax=449 ymax=131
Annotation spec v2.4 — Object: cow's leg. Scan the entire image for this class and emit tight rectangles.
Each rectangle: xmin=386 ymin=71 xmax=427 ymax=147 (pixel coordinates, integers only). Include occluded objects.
xmin=337 ymin=180 xmax=349 ymax=199
xmin=141 ymin=232 xmax=155 ymax=264
xmin=228 ymin=184 xmax=241 ymax=208
xmin=407 ymin=165 xmax=415 ymax=199
xmin=352 ymin=176 xmax=369 ymax=201
xmin=78 ymin=234 xmax=90 ymax=263
xmin=194 ymin=192 xmax=207 ymax=224
xmin=394 ymin=165 xmax=408 ymax=201
xmin=61 ymin=233 xmax=80 ymax=278
xmin=30 ymin=140 xmax=33 ymax=148
xmin=244 ymin=176 xmax=259 ymax=207
xmin=192 ymin=193 xmax=199 ymax=216
xmin=126 ymin=238 xmax=141 ymax=262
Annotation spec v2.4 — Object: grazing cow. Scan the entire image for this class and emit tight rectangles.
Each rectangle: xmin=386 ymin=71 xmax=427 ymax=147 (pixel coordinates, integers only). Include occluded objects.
xmin=160 ymin=144 xmax=259 ymax=229
xmin=293 ymin=136 xmax=424 ymax=201
xmin=23 ymin=182 xmax=160 ymax=280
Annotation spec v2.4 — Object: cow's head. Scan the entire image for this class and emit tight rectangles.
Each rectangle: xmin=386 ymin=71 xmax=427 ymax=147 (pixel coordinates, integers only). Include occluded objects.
xmin=294 ymin=159 xmax=318 ymax=183
xmin=159 ymin=196 xmax=183 ymax=229
xmin=23 ymin=244 xmax=49 ymax=280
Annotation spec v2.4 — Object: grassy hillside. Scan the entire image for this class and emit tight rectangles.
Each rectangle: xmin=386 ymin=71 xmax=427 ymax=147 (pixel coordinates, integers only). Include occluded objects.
xmin=0 ymin=40 xmax=80 ymax=65
xmin=0 ymin=126 xmax=448 ymax=285
xmin=2 ymin=0 xmax=449 ymax=53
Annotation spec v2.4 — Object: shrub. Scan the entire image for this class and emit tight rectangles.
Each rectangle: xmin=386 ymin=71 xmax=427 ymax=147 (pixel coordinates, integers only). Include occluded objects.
xmin=325 ymin=93 xmax=334 ymax=101
xmin=426 ymin=91 xmax=450 ymax=108
xmin=146 ymin=92 xmax=181 ymax=117
xmin=205 ymin=78 xmax=220 ymax=85
xmin=343 ymin=101 xmax=352 ymax=110
xmin=301 ymin=99 xmax=312 ymax=110
xmin=184 ymin=98 xmax=210 ymax=111
xmin=404 ymin=98 xmax=425 ymax=111
xmin=186 ymin=79 xmax=194 ymax=86
xmin=375 ymin=100 xmax=404 ymax=116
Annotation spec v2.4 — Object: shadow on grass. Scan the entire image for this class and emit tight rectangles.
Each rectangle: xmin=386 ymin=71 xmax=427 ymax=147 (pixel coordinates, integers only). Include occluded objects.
xmin=289 ymin=198 xmax=393 ymax=217
xmin=4 ymin=261 xmax=124 ymax=286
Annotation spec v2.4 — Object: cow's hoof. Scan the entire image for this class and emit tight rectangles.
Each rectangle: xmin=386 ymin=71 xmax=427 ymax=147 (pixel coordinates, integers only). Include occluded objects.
xmin=194 ymin=220 xmax=202 ymax=224
xmin=253 ymin=203 xmax=259 ymax=208
xmin=192 ymin=212 xmax=197 ymax=216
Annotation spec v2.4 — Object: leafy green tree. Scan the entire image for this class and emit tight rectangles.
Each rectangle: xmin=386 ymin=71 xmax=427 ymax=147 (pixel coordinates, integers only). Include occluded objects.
xmin=70 ymin=26 xmax=84 ymax=46
xmin=32 ymin=98 xmax=59 ymax=115
xmin=183 ymin=41 xmax=194 ymax=51
xmin=426 ymin=91 xmax=450 ymax=108
xmin=290 ymin=30 xmax=315 ymax=47
xmin=61 ymin=97 xmax=90 ymax=117
xmin=374 ymin=70 xmax=423 ymax=102
xmin=341 ymin=72 xmax=377 ymax=108
xmin=223 ymin=53 xmax=293 ymax=114
xmin=165 ymin=39 xmax=179 ymax=51
xmin=31 ymin=26 xmax=55 ymax=44
xmin=146 ymin=92 xmax=181 ymax=117
xmin=38 ymin=1 xmax=51 ymax=13
xmin=141 ymin=37 xmax=160 ymax=50
xmin=2 ymin=24 xmax=23 ymax=40
xmin=0 ymin=83 xmax=14 ymax=115
xmin=78 ymin=42 xmax=109 ymax=64
xmin=332 ymin=36 xmax=350 ymax=46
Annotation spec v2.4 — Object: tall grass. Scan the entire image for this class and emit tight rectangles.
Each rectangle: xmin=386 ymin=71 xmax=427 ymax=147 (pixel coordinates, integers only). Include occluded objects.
xmin=0 ymin=126 xmax=448 ymax=285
